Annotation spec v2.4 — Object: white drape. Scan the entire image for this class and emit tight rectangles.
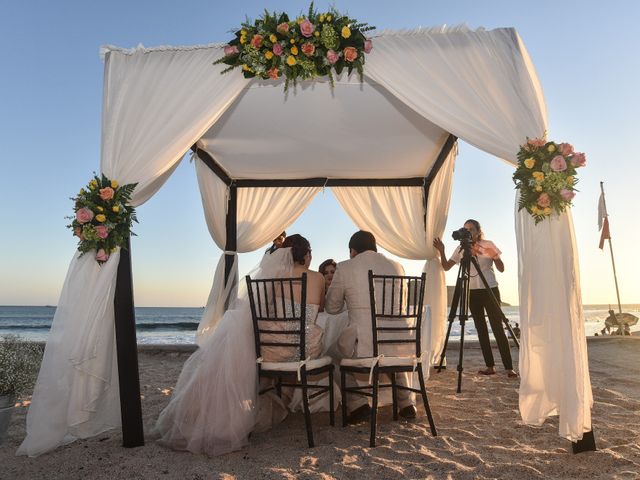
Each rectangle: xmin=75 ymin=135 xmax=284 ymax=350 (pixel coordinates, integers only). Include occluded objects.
xmin=515 ymin=203 xmax=592 ymax=441
xmin=18 ymin=45 xmax=248 ymax=457
xmin=195 ymin=158 xmax=321 ymax=343
xmin=332 ymin=142 xmax=456 ymax=364
xmin=367 ymin=27 xmax=547 ymax=164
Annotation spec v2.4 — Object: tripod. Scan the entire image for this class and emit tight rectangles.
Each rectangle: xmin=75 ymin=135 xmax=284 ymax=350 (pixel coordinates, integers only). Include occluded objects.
xmin=436 ymin=239 xmax=519 ymax=393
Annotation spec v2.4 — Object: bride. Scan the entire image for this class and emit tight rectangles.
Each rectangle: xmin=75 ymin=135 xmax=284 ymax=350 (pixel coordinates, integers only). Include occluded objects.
xmin=155 ymin=234 xmax=325 ymax=456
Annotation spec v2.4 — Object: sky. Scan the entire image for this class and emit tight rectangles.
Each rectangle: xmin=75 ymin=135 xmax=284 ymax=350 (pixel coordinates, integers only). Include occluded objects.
xmin=0 ymin=0 xmax=638 ymax=307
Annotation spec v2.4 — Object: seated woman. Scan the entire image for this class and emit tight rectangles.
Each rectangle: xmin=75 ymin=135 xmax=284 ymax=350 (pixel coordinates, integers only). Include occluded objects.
xmin=318 ymin=258 xmax=337 ymax=290
xmin=260 ymin=234 xmax=325 ymax=362
xmin=155 ymin=235 xmax=325 ymax=456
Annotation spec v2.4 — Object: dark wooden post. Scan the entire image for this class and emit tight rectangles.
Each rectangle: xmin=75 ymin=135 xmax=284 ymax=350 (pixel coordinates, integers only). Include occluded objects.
xmin=113 ymin=235 xmax=144 ymax=447
xmin=224 ymin=183 xmax=238 ymax=291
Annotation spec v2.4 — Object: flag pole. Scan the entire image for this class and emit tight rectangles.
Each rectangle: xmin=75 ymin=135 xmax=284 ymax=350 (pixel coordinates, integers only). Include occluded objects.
xmin=600 ymin=181 xmax=622 ymax=314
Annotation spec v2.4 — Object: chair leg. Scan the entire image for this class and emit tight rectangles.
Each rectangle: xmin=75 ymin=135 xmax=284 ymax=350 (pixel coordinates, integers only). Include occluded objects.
xmin=340 ymin=368 xmax=348 ymax=427
xmin=329 ymin=367 xmax=335 ymax=426
xmin=391 ymin=372 xmax=398 ymax=421
xmin=301 ymin=370 xmax=315 ymax=448
xmin=370 ymin=368 xmax=379 ymax=447
xmin=417 ymin=365 xmax=437 ymax=436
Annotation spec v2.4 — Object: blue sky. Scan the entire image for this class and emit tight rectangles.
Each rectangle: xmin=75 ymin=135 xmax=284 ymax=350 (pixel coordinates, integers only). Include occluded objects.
xmin=0 ymin=1 xmax=638 ymax=307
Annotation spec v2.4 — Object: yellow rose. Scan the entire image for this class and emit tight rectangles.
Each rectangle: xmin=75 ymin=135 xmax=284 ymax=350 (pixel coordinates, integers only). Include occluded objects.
xmin=264 ymin=50 xmax=274 ymax=60
xmin=112 ymin=205 xmax=120 ymax=213
xmin=524 ymin=158 xmax=535 ymax=169
xmin=110 ymin=180 xmax=118 ymax=188
xmin=95 ymin=214 xmax=106 ymax=223
xmin=110 ymin=247 xmax=117 ymax=253
xmin=290 ymin=45 xmax=298 ymax=55
xmin=240 ymin=29 xmax=247 ymax=35
xmin=532 ymin=171 xmax=545 ymax=182
xmin=530 ymin=206 xmax=539 ymax=215
xmin=89 ymin=179 xmax=98 ymax=190
xmin=286 ymin=55 xmax=296 ymax=66
xmin=96 ymin=206 xmax=104 ymax=212
xmin=341 ymin=26 xmax=351 ymax=38
xmin=314 ymin=31 xmax=320 ymax=37
xmin=567 ymin=176 xmax=574 ymax=185
xmin=296 ymin=17 xmax=303 ymax=24
xmin=326 ymin=15 xmax=332 ymax=21
xmin=79 ymin=188 xmax=86 ymax=195
xmin=290 ymin=38 xmax=296 ymax=44
xmin=547 ymin=144 xmax=556 ymax=153
xmin=535 ymin=185 xmax=542 ymax=192
xmin=543 ymin=207 xmax=552 ymax=215
xmin=242 ymin=64 xmax=251 ymax=71
xmin=319 ymin=14 xmax=325 ymax=22
xmin=269 ymin=34 xmax=277 ymax=43
xmin=240 ymin=35 xmax=247 ymax=44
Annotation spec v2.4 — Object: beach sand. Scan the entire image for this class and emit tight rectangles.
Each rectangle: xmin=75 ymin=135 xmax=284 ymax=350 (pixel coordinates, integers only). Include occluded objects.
xmin=1 ymin=337 xmax=639 ymax=479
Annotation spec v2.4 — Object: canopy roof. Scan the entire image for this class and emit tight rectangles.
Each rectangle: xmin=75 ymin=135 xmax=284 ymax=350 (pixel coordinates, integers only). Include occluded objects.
xmin=199 ymin=76 xmax=449 ymax=180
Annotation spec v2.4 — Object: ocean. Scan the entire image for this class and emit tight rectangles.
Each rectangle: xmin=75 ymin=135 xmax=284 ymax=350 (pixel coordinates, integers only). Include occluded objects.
xmin=0 ymin=305 xmax=638 ymax=345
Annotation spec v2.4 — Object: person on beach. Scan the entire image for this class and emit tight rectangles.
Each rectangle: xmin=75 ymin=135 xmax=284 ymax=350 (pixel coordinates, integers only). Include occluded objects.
xmin=318 ymin=258 xmax=337 ymax=290
xmin=433 ymin=219 xmax=518 ymax=378
xmin=325 ymin=230 xmax=417 ymax=422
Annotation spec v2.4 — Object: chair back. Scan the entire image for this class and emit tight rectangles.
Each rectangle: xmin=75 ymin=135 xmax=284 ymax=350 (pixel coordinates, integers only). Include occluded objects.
xmin=367 ymin=270 xmax=427 ymax=358
xmin=246 ymin=273 xmax=307 ymax=362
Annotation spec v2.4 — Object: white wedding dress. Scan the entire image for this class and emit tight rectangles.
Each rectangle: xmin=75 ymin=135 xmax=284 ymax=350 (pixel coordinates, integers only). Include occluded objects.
xmin=155 ymin=248 xmax=324 ymax=456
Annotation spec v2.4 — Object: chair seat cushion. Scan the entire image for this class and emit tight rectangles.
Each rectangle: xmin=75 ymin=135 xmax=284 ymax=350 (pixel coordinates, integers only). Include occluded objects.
xmin=260 ymin=355 xmax=332 ymax=372
xmin=340 ymin=356 xmax=421 ymax=368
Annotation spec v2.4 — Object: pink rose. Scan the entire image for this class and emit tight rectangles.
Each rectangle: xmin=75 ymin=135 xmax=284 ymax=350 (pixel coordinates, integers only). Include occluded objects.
xmin=560 ymin=189 xmax=575 ymax=201
xmin=277 ymin=23 xmax=289 ymax=34
xmin=95 ymin=225 xmax=109 ymax=239
xmin=571 ymin=152 xmax=586 ymax=167
xmin=76 ymin=207 xmax=94 ymax=224
xmin=95 ymin=249 xmax=109 ymax=263
xmin=343 ymin=46 xmax=358 ymax=62
xmin=223 ymin=45 xmax=239 ymax=56
xmin=558 ymin=143 xmax=573 ymax=156
xmin=526 ymin=137 xmax=546 ymax=149
xmin=301 ymin=42 xmax=315 ymax=56
xmin=267 ymin=67 xmax=279 ymax=80
xmin=99 ymin=187 xmax=115 ymax=200
xmin=250 ymin=34 xmax=263 ymax=48
xmin=299 ymin=19 xmax=315 ymax=37
xmin=537 ymin=192 xmax=551 ymax=208
xmin=550 ymin=155 xmax=567 ymax=172
xmin=272 ymin=43 xmax=283 ymax=56
xmin=364 ymin=39 xmax=373 ymax=54
xmin=326 ymin=49 xmax=339 ymax=64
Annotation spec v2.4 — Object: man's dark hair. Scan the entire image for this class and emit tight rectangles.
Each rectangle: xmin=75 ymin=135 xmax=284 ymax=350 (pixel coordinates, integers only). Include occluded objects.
xmin=348 ymin=230 xmax=377 ymax=254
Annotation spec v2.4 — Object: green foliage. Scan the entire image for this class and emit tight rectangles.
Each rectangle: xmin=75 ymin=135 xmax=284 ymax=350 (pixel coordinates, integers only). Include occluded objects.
xmin=66 ymin=173 xmax=138 ymax=264
xmin=0 ymin=335 xmax=43 ymax=396
xmin=213 ymin=3 xmax=375 ymax=90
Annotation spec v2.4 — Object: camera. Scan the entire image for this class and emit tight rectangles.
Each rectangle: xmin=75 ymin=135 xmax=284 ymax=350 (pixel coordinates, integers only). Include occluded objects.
xmin=451 ymin=227 xmax=472 ymax=242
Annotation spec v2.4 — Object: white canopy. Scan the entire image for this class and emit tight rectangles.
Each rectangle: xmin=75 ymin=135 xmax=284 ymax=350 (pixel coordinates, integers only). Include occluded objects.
xmin=18 ymin=26 xmax=591 ymax=457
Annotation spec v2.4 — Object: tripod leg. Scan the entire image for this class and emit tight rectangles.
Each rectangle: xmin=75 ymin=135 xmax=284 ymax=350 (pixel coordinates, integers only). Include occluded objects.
xmin=437 ymin=266 xmax=464 ymax=373
xmin=469 ymin=256 xmax=520 ymax=349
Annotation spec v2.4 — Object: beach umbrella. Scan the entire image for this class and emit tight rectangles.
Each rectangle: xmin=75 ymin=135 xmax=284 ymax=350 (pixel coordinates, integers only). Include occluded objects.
xmin=605 ymin=312 xmax=638 ymax=328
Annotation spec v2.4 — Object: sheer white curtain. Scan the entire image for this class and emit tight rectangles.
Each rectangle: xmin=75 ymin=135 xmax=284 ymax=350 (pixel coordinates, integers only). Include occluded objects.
xmin=18 ymin=45 xmax=248 ymax=457
xmin=332 ymin=142 xmax=456 ymax=366
xmin=515 ymin=204 xmax=592 ymax=441
xmin=195 ymin=159 xmax=321 ymax=343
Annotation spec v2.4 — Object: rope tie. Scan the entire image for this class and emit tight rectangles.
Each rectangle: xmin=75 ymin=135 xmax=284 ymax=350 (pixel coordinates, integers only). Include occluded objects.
xmin=368 ymin=354 xmax=385 ymax=384
xmin=296 ymin=357 xmax=311 ymax=382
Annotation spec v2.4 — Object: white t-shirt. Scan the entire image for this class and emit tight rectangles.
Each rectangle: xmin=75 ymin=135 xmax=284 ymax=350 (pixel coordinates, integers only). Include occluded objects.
xmin=449 ymin=240 xmax=501 ymax=290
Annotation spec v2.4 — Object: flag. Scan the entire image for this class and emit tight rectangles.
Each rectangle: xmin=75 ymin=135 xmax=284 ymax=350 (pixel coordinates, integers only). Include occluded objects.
xmin=599 ymin=217 xmax=610 ymax=249
xmin=597 ymin=192 xmax=607 ymax=230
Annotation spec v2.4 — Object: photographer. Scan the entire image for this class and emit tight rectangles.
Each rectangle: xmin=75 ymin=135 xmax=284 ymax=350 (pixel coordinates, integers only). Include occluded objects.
xmin=433 ymin=219 xmax=517 ymax=378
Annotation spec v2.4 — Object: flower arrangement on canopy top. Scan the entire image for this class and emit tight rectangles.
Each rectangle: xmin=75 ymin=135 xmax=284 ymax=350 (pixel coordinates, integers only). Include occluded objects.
xmin=67 ymin=174 xmax=137 ymax=264
xmin=214 ymin=2 xmax=375 ymax=91
xmin=513 ymin=137 xmax=586 ymax=224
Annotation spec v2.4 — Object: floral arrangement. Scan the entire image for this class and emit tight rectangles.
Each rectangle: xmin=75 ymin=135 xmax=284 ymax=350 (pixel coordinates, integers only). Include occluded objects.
xmin=0 ymin=335 xmax=42 ymax=397
xmin=214 ymin=2 xmax=375 ymax=91
xmin=67 ymin=174 xmax=137 ymax=264
xmin=513 ymin=137 xmax=586 ymax=224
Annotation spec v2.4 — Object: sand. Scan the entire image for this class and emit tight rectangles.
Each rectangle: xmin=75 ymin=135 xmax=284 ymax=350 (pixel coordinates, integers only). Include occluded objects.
xmin=1 ymin=337 xmax=639 ymax=479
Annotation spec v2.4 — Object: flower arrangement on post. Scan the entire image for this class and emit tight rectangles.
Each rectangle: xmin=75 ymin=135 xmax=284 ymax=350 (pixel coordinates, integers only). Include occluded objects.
xmin=66 ymin=174 xmax=137 ymax=264
xmin=513 ymin=137 xmax=586 ymax=224
xmin=214 ymin=2 xmax=375 ymax=91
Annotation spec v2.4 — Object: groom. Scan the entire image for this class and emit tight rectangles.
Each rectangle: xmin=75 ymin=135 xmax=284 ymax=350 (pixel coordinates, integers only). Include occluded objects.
xmin=325 ymin=230 xmax=417 ymax=422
